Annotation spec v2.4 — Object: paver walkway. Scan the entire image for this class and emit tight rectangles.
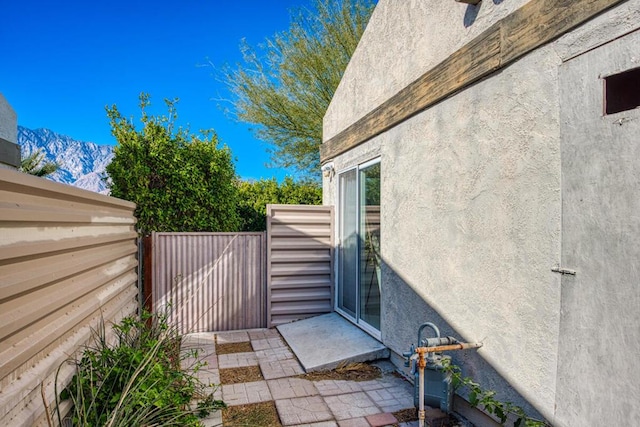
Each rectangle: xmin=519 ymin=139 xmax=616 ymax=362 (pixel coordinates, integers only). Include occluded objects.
xmin=183 ymin=328 xmax=419 ymax=427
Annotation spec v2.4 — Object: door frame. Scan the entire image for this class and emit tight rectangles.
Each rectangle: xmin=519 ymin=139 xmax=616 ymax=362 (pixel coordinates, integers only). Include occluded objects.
xmin=334 ymin=157 xmax=382 ymax=340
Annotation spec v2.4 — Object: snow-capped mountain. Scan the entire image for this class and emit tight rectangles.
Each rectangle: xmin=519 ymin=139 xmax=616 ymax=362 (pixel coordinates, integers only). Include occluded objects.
xmin=17 ymin=126 xmax=113 ymax=194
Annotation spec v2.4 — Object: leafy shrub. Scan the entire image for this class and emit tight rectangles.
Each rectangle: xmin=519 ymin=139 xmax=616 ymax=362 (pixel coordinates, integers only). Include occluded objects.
xmin=236 ymin=177 xmax=322 ymax=231
xmin=106 ymin=94 xmax=240 ymax=236
xmin=55 ymin=311 xmax=224 ymax=427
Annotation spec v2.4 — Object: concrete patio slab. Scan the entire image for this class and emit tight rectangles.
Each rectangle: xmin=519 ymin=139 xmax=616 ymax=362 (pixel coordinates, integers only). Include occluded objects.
xmin=277 ymin=313 xmax=389 ymax=372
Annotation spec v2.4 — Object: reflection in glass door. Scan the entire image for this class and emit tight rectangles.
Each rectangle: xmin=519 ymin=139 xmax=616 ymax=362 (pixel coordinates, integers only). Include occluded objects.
xmin=338 ymin=170 xmax=357 ymax=318
xmin=337 ymin=160 xmax=381 ymax=334
xmin=359 ymin=163 xmax=381 ymax=330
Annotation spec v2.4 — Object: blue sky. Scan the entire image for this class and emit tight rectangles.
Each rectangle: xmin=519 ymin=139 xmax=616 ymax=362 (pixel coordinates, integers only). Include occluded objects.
xmin=1 ymin=0 xmax=316 ymax=181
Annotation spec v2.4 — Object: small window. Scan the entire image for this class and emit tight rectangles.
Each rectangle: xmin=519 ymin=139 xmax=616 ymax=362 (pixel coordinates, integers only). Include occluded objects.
xmin=604 ymin=67 xmax=640 ymax=115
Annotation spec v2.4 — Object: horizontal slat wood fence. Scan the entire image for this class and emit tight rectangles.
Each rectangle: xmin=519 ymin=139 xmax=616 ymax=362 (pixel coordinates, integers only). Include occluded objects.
xmin=0 ymin=168 xmax=138 ymax=427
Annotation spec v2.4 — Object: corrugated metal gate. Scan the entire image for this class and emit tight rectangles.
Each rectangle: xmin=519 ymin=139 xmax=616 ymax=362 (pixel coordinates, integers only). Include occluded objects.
xmin=148 ymin=204 xmax=334 ymax=332
xmin=151 ymin=232 xmax=266 ymax=333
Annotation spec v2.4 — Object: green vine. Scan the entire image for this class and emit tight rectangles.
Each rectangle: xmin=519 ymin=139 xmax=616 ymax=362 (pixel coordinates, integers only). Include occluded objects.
xmin=441 ymin=360 xmax=550 ymax=427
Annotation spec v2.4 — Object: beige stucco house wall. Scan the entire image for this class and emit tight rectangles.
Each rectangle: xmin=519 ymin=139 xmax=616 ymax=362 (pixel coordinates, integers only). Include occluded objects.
xmin=322 ymin=1 xmax=640 ymax=426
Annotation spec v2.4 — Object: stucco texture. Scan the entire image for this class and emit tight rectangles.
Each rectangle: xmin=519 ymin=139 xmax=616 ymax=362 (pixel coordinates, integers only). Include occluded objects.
xmin=325 ymin=0 xmax=561 ymax=419
xmin=0 ymin=94 xmax=17 ymax=144
xmin=555 ymin=28 xmax=640 ymax=426
xmin=378 ymin=42 xmax=562 ymax=419
xmin=323 ymin=0 xmax=531 ymax=141
xmin=322 ymin=1 xmax=640 ymax=425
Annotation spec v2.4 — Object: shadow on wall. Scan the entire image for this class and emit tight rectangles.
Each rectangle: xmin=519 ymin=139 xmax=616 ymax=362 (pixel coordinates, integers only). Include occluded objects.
xmin=464 ymin=3 xmax=481 ymax=27
xmin=381 ymin=264 xmax=545 ymax=422
xmin=463 ymin=0 xmax=505 ymax=28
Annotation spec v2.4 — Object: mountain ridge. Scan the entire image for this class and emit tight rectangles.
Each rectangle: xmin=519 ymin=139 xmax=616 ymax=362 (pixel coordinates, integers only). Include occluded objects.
xmin=17 ymin=126 xmax=113 ymax=194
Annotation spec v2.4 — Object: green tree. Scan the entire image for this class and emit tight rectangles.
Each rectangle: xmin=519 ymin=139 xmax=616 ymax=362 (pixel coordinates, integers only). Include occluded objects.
xmin=20 ymin=149 xmax=59 ymax=177
xmin=223 ymin=0 xmax=375 ymax=179
xmin=236 ymin=177 xmax=322 ymax=231
xmin=106 ymin=94 xmax=240 ymax=235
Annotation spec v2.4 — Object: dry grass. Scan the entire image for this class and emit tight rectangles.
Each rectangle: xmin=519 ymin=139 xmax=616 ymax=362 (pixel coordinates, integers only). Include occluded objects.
xmin=393 ymin=407 xmax=418 ymax=423
xmin=220 ymin=366 xmax=264 ymax=384
xmin=298 ymin=362 xmax=382 ymax=382
xmin=222 ymin=401 xmax=281 ymax=426
xmin=393 ymin=407 xmax=465 ymax=427
xmin=216 ymin=341 xmax=254 ymax=354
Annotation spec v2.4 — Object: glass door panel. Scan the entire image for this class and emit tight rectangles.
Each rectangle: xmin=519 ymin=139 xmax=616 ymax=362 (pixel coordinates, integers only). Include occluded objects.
xmin=338 ymin=169 xmax=357 ymax=318
xmin=359 ymin=163 xmax=381 ymax=330
xmin=337 ymin=160 xmax=381 ymax=334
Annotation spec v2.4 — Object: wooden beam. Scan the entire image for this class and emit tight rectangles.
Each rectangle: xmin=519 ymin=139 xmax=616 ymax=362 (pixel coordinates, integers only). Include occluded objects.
xmin=321 ymin=25 xmax=501 ymax=162
xmin=320 ymin=0 xmax=627 ymax=162
xmin=500 ymin=0 xmax=627 ymax=64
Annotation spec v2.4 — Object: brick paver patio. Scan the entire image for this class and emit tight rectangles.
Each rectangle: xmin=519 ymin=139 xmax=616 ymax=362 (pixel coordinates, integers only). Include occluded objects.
xmin=221 ymin=380 xmax=272 ymax=406
xmin=188 ymin=328 xmax=417 ymax=427
xmin=218 ymin=351 xmax=258 ymax=368
xmin=268 ymin=377 xmax=319 ymax=400
xmin=276 ymin=395 xmax=335 ymax=425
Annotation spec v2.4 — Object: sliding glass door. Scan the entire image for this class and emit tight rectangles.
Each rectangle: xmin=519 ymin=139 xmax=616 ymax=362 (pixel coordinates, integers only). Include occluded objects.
xmin=338 ymin=169 xmax=358 ymax=318
xmin=337 ymin=159 xmax=381 ymax=335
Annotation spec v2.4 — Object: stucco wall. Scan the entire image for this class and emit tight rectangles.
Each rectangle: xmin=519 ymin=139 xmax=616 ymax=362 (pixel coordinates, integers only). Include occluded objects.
xmin=556 ymin=28 xmax=640 ymax=426
xmin=323 ymin=1 xmax=640 ymax=425
xmin=0 ymin=94 xmax=17 ymax=144
xmin=323 ymin=0 xmax=531 ymax=141
xmin=0 ymin=93 xmax=20 ymax=169
xmin=380 ymin=42 xmax=561 ymax=419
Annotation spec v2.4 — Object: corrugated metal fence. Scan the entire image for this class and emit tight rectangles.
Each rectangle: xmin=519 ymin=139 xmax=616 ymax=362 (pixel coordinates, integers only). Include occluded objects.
xmin=0 ymin=169 xmax=138 ymax=427
xmin=267 ymin=205 xmax=334 ymax=327
xmin=151 ymin=232 xmax=266 ymax=333
xmin=149 ymin=205 xmax=334 ymax=332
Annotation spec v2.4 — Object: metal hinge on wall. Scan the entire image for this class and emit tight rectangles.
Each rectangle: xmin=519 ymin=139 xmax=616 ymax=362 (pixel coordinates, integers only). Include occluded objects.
xmin=551 ymin=266 xmax=577 ymax=276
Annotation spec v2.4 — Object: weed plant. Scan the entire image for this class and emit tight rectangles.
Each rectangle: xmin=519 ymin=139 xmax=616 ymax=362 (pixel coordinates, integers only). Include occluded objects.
xmin=442 ymin=360 xmax=549 ymax=427
xmin=53 ymin=310 xmax=224 ymax=427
